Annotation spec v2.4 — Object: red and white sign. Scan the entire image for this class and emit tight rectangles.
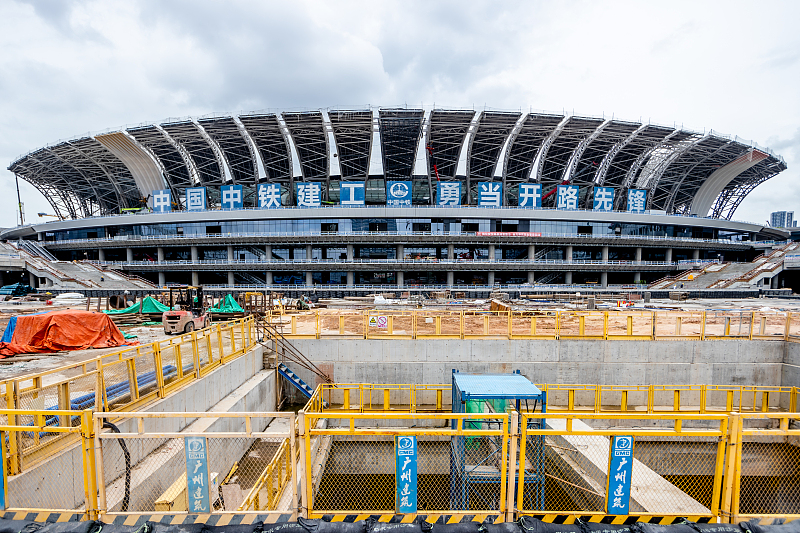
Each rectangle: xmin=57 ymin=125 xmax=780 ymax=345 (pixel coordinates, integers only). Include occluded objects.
xmin=475 ymin=232 xmax=542 ymax=237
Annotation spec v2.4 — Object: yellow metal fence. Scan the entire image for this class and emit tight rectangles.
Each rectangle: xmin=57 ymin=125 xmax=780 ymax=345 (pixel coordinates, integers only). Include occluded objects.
xmin=0 ymin=316 xmax=256 ymax=474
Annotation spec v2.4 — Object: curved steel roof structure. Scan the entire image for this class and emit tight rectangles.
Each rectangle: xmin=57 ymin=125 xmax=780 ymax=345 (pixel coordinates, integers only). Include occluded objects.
xmin=8 ymin=108 xmax=786 ymax=220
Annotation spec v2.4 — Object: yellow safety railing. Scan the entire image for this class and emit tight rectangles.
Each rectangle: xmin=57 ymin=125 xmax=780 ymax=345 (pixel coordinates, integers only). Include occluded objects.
xmin=0 ymin=408 xmax=99 ymax=518
xmin=93 ymin=411 xmax=296 ymax=517
xmin=305 ymin=383 xmax=800 ymax=416
xmin=517 ymin=412 xmax=729 ymax=520
xmin=726 ymin=412 xmax=800 ymax=523
xmin=301 ymin=411 xmax=508 ymax=517
xmin=273 ymin=310 xmax=798 ymax=341
xmin=0 ymin=317 xmax=256 ymax=474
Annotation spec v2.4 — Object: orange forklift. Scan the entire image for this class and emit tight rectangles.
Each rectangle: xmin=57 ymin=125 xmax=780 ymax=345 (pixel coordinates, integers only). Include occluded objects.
xmin=162 ymin=285 xmax=211 ymax=334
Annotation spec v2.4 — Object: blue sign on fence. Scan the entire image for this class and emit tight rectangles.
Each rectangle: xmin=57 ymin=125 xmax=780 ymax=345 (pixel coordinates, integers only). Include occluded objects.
xmin=185 ymin=436 xmax=211 ymax=513
xmin=606 ymin=435 xmax=635 ymax=514
xmin=395 ymin=435 xmax=417 ymax=513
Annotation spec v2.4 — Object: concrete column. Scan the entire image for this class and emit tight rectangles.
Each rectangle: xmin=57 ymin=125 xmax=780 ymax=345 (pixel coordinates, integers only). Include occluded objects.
xmin=565 ymin=271 xmax=572 ymax=285
xmin=488 ymin=271 xmax=495 ymax=286
xmin=126 ymin=247 xmax=133 ymax=263
xmin=447 ymin=271 xmax=454 ymax=287
xmin=265 ymin=244 xmax=272 ymax=261
xmin=635 ymin=247 xmax=642 ymax=263
xmin=227 ymin=245 xmax=234 ymax=261
xmin=397 ymin=271 xmax=404 ymax=288
xmin=601 ymin=246 xmax=609 ymax=263
xmin=191 ymin=271 xmax=199 ymax=286
xmin=346 ymin=271 xmax=354 ymax=288
xmin=98 ymin=249 xmax=105 ymax=262
xmin=37 ymin=232 xmax=43 ymax=241
xmin=692 ymin=249 xmax=700 ymax=261
xmin=191 ymin=246 xmax=198 ymax=262
xmin=600 ymin=271 xmax=608 ymax=288
xmin=528 ymin=271 xmax=535 ymax=284
xmin=266 ymin=271 xmax=273 ymax=286
xmin=346 ymin=244 xmax=354 ymax=261
xmin=771 ymin=275 xmax=779 ymax=289
xmin=306 ymin=271 xmax=313 ymax=287
xmin=157 ymin=247 xmax=164 ymax=263
xmin=665 ymin=247 xmax=673 ymax=264
xmin=634 ymin=272 xmax=641 ymax=284
xmin=306 ymin=244 xmax=312 ymax=260
xmin=397 ymin=244 xmax=404 ymax=260
xmin=29 ymin=272 xmax=36 ymax=288
xmin=528 ymin=244 xmax=535 ymax=261
xmin=158 ymin=271 xmax=166 ymax=287
xmin=228 ymin=271 xmax=235 ymax=287
xmin=447 ymin=244 xmax=455 ymax=260
xmin=488 ymin=244 xmax=496 ymax=262
xmin=565 ymin=245 xmax=573 ymax=262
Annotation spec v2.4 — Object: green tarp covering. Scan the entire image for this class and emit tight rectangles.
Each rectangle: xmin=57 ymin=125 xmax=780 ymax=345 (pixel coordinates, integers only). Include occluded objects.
xmin=104 ymin=296 xmax=172 ymax=314
xmin=208 ymin=294 xmax=243 ymax=313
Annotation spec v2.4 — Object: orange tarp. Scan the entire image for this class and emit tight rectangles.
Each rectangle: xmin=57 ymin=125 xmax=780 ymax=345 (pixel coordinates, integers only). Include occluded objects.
xmin=0 ymin=310 xmax=130 ymax=357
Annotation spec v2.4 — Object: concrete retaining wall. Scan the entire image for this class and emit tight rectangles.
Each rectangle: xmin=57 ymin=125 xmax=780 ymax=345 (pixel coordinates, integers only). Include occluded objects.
xmin=7 ymin=344 xmax=268 ymax=511
xmin=286 ymin=338 xmax=788 ymax=404
xmin=782 ymin=341 xmax=800 ymax=389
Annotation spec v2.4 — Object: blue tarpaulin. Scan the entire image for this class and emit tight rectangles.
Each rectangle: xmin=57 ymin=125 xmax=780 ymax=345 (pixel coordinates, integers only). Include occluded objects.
xmin=1 ymin=311 xmax=50 ymax=344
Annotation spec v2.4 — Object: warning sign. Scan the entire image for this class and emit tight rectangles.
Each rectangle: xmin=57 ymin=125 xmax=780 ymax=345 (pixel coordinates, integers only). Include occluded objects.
xmin=369 ymin=316 xmax=388 ymax=328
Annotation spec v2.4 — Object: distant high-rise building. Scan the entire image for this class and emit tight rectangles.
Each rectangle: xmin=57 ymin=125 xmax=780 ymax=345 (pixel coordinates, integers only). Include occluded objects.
xmin=771 ymin=211 xmax=795 ymax=228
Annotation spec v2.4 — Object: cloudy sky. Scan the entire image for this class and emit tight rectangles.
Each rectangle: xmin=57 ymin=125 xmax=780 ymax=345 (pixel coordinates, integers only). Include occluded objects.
xmin=0 ymin=0 xmax=798 ymax=227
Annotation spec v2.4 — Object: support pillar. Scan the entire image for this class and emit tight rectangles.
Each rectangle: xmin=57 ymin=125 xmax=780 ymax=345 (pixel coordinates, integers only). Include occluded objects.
xmin=692 ymin=249 xmax=700 ymax=261
xmin=158 ymin=271 xmax=166 ymax=287
xmin=346 ymin=244 xmax=354 ymax=261
xmin=126 ymin=247 xmax=133 ymax=263
xmin=228 ymin=271 xmax=235 ymax=287
xmin=601 ymin=271 xmax=608 ymax=288
xmin=306 ymin=244 xmax=312 ymax=260
xmin=635 ymin=247 xmax=642 ymax=263
xmin=601 ymin=246 xmax=608 ymax=263
xmin=565 ymin=245 xmax=573 ymax=262
xmin=397 ymin=271 xmax=404 ymax=288
xmin=488 ymin=271 xmax=495 ymax=287
xmin=191 ymin=271 xmax=199 ymax=286
xmin=528 ymin=271 xmax=535 ymax=284
xmin=227 ymin=245 xmax=234 ymax=261
xmin=306 ymin=271 xmax=313 ymax=287
xmin=565 ymin=271 xmax=572 ymax=285
xmin=191 ymin=246 xmax=198 ymax=263
xmin=634 ymin=272 xmax=641 ymax=284
xmin=98 ymin=249 xmax=105 ymax=262
xmin=157 ymin=247 xmax=164 ymax=263
xmin=29 ymin=271 xmax=36 ymax=288
xmin=265 ymin=244 xmax=272 ymax=261
xmin=665 ymin=247 xmax=673 ymax=264
xmin=771 ymin=275 xmax=779 ymax=289
xmin=346 ymin=271 xmax=354 ymax=288
xmin=447 ymin=244 xmax=455 ymax=260
xmin=488 ymin=244 xmax=496 ymax=261
xmin=528 ymin=244 xmax=535 ymax=261
xmin=266 ymin=271 xmax=273 ymax=286
xmin=397 ymin=244 xmax=404 ymax=260
xmin=447 ymin=271 xmax=454 ymax=287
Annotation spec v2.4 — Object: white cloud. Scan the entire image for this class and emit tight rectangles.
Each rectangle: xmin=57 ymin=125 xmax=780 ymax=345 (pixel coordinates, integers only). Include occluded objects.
xmin=1 ymin=0 xmax=798 ymax=227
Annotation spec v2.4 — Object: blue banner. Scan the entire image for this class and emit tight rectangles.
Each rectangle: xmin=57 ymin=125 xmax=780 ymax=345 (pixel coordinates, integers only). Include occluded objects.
xmin=627 ymin=189 xmax=647 ymax=213
xmin=340 ymin=182 xmax=365 ymax=206
xmin=185 ymin=187 xmax=207 ymax=211
xmin=606 ymin=435 xmax=634 ymax=514
xmin=258 ymin=183 xmax=282 ymax=208
xmin=296 ymin=182 xmax=322 ymax=207
xmin=478 ymin=182 xmax=502 ymax=207
xmin=437 ymin=181 xmax=461 ymax=206
xmin=185 ymin=436 xmax=211 ymax=513
xmin=518 ymin=184 xmax=542 ymax=208
xmin=556 ymin=184 xmax=579 ymax=210
xmin=152 ymin=189 xmax=172 ymax=212
xmin=220 ymin=184 xmax=243 ymax=210
xmin=387 ymin=181 xmax=412 ymax=207
xmin=395 ymin=435 xmax=417 ymax=513
xmin=593 ymin=186 xmax=614 ymax=212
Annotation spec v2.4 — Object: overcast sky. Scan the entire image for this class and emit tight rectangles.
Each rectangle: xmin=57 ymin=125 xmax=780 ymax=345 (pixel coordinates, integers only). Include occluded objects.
xmin=1 ymin=0 xmax=798 ymax=228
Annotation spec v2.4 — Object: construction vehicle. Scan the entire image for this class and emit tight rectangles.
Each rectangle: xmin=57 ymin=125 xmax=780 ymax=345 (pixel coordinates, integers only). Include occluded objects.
xmin=162 ymin=285 xmax=211 ymax=334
